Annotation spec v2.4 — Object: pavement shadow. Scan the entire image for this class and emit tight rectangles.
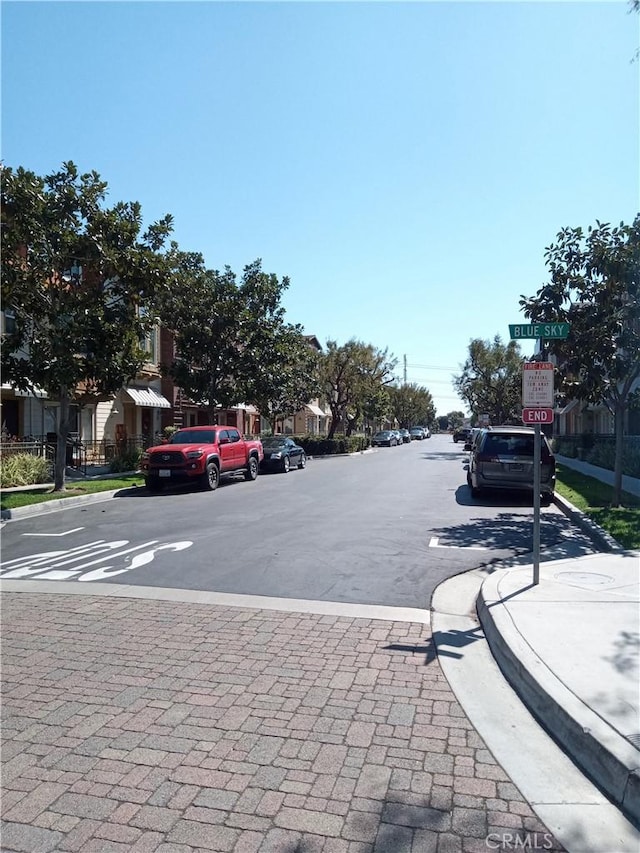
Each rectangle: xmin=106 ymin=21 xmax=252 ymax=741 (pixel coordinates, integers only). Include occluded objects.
xmin=432 ymin=507 xmax=583 ymax=553
xmin=112 ymin=476 xmax=244 ymax=500
xmin=419 ymin=450 xmax=469 ymax=461
xmin=385 ymin=626 xmax=485 ymax=665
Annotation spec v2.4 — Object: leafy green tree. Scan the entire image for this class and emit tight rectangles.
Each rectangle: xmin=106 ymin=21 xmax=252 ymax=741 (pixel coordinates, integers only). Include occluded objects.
xmin=520 ymin=216 xmax=640 ymax=506
xmin=156 ymin=255 xmax=241 ymax=421
xmin=320 ymin=340 xmax=396 ymax=438
xmin=445 ymin=411 xmax=466 ymax=430
xmin=1 ymin=162 xmax=173 ymax=490
xmin=242 ymin=325 xmax=320 ymax=435
xmin=361 ymin=384 xmax=391 ymax=432
xmin=387 ymin=383 xmax=436 ymax=428
xmin=157 ymin=257 xmax=294 ymax=423
xmin=453 ymin=336 xmax=523 ymax=425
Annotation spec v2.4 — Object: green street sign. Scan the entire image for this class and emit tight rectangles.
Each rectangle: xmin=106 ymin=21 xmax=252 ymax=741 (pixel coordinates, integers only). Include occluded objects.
xmin=509 ymin=323 xmax=570 ymax=340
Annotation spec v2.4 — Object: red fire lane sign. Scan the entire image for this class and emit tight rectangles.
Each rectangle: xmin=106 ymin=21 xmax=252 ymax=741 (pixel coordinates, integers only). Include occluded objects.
xmin=522 ymin=408 xmax=554 ymax=424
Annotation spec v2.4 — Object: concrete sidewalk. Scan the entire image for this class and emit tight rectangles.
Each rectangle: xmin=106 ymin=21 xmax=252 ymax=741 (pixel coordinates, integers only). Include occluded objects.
xmin=476 ymin=551 xmax=640 ymax=827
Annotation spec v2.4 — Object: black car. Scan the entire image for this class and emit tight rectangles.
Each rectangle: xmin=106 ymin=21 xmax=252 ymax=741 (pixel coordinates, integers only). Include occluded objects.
xmin=372 ymin=430 xmax=397 ymax=447
xmin=260 ymin=437 xmax=306 ymax=473
xmin=453 ymin=427 xmax=472 ymax=443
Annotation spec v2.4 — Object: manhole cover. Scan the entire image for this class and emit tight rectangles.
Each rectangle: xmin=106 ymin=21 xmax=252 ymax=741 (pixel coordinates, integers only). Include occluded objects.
xmin=554 ymin=571 xmax=614 ymax=587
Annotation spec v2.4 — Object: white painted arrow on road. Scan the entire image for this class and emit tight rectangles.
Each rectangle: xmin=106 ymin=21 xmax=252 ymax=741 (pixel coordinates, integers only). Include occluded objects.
xmin=24 ymin=528 xmax=85 ymax=537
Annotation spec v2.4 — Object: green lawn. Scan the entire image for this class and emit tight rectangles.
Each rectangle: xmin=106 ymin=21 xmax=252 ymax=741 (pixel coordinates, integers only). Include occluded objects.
xmin=1 ymin=474 xmax=145 ymax=511
xmin=555 ymin=465 xmax=640 ymax=550
xmin=2 ymin=466 xmax=638 ymax=551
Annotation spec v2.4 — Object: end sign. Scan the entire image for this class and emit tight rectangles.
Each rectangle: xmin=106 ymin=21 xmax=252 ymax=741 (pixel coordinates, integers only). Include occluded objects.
xmin=522 ymin=408 xmax=554 ymax=424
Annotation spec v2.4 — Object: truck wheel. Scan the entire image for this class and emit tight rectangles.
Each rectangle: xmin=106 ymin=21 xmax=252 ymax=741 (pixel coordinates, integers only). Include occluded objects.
xmin=298 ymin=453 xmax=306 ymax=469
xmin=281 ymin=456 xmax=290 ymax=473
xmin=201 ymin=463 xmax=219 ymax=491
xmin=146 ymin=477 xmax=163 ymax=493
xmin=244 ymin=457 xmax=259 ymax=481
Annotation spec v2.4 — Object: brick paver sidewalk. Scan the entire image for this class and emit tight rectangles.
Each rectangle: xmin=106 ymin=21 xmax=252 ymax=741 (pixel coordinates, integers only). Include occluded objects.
xmin=1 ymin=592 xmax=563 ymax=852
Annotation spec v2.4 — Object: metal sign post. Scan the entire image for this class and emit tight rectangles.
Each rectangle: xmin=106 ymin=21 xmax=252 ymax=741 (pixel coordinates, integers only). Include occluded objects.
xmin=510 ymin=321 xmax=570 ymax=585
xmin=532 ymin=424 xmax=541 ymax=585
xmin=521 ymin=357 xmax=554 ymax=585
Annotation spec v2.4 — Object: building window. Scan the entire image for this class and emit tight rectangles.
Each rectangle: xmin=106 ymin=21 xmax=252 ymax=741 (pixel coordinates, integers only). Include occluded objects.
xmin=138 ymin=308 xmax=158 ymax=363
xmin=3 ymin=308 xmax=16 ymax=335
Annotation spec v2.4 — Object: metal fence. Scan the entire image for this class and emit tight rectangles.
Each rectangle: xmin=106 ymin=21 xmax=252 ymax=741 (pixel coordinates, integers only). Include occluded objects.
xmin=0 ymin=436 xmax=149 ymax=475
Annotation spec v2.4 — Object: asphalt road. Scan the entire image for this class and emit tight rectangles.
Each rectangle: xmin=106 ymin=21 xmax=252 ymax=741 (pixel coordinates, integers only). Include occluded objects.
xmin=0 ymin=434 xmax=597 ymax=607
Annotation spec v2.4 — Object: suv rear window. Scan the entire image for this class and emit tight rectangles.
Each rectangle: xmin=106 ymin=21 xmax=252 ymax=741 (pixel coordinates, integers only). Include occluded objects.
xmin=481 ymin=433 xmax=552 ymax=458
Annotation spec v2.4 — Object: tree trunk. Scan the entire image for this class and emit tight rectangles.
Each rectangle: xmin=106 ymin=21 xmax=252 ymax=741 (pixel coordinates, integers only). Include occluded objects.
xmin=327 ymin=414 xmax=338 ymax=440
xmin=613 ymin=399 xmax=624 ymax=508
xmin=53 ymin=388 xmax=72 ymax=492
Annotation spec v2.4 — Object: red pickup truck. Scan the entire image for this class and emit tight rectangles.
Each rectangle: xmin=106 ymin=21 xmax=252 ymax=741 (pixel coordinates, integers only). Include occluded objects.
xmin=141 ymin=426 xmax=263 ymax=493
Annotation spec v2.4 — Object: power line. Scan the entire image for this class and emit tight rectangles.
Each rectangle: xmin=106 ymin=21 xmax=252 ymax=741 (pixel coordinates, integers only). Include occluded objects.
xmin=406 ymin=363 xmax=459 ymax=372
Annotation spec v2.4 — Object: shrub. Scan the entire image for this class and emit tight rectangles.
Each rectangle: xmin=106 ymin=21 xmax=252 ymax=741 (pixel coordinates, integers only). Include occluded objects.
xmin=587 ymin=441 xmax=640 ymax=479
xmin=0 ymin=453 xmax=51 ymax=487
xmin=553 ymin=435 xmax=640 ymax=478
xmin=109 ymin=447 xmax=143 ymax=473
xmin=552 ymin=438 xmax=578 ymax=458
xmin=161 ymin=426 xmax=178 ymax=442
xmin=294 ymin=434 xmax=370 ymax=456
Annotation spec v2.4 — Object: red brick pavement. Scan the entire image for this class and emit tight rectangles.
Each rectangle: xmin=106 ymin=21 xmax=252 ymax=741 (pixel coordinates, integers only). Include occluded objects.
xmin=0 ymin=592 xmax=564 ymax=852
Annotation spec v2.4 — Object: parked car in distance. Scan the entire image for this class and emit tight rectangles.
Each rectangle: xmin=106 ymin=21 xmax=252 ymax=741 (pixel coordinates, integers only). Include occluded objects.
xmin=453 ymin=426 xmax=472 ymax=443
xmin=141 ymin=426 xmax=263 ymax=492
xmin=399 ymin=429 xmax=411 ymax=443
xmin=416 ymin=426 xmax=431 ymax=438
xmin=467 ymin=426 xmax=555 ymax=503
xmin=409 ymin=427 xmax=425 ymax=440
xmin=260 ymin=436 xmax=306 ymax=473
xmin=372 ymin=430 xmax=397 ymax=447
xmin=465 ymin=428 xmax=485 ymax=452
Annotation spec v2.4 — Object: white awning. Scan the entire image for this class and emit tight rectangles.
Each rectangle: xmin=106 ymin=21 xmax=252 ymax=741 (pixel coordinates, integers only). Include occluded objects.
xmin=1 ymin=383 xmax=47 ymax=398
xmin=125 ymin=387 xmax=172 ymax=408
xmin=235 ymin=403 xmax=258 ymax=413
xmin=305 ymin=403 xmax=326 ymax=417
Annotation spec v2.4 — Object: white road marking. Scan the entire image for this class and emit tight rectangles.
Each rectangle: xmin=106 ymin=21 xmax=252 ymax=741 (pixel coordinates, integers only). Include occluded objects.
xmin=23 ymin=528 xmax=85 ymax=537
xmin=0 ymin=538 xmax=193 ymax=582
xmin=429 ymin=537 xmax=488 ymax=551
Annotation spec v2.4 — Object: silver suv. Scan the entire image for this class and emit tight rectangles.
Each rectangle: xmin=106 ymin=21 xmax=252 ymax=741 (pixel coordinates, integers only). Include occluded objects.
xmin=466 ymin=426 xmax=555 ymax=504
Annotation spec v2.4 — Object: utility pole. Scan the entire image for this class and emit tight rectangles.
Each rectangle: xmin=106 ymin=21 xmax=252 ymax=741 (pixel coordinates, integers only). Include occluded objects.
xmin=403 ymin=354 xmax=407 ymax=385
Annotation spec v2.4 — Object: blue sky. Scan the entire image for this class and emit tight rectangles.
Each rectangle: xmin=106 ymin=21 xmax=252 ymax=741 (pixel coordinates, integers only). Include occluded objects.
xmin=2 ymin=1 xmax=638 ymax=416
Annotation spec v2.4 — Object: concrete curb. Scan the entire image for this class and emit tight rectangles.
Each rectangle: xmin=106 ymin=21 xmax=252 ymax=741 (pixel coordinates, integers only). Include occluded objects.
xmin=477 ymin=571 xmax=640 ymax=828
xmin=0 ymin=487 xmax=135 ymax=521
